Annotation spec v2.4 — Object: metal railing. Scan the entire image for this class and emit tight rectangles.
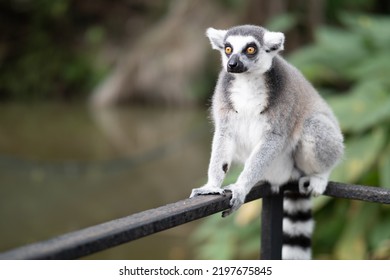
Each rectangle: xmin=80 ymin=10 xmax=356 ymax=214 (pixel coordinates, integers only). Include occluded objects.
xmin=0 ymin=181 xmax=389 ymax=260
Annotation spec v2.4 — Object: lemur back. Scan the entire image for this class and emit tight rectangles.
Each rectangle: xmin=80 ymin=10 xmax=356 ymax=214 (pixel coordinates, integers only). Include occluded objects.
xmin=190 ymin=25 xmax=344 ymax=259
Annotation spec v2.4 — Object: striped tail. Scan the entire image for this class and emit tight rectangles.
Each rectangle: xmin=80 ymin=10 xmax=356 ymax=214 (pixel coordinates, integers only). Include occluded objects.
xmin=282 ymin=191 xmax=314 ymax=259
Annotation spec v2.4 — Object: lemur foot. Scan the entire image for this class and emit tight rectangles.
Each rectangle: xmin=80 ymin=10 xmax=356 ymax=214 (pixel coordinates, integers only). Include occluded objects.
xmin=190 ymin=185 xmax=225 ymax=198
xmin=298 ymin=175 xmax=328 ymax=196
xmin=221 ymin=184 xmax=246 ymax=217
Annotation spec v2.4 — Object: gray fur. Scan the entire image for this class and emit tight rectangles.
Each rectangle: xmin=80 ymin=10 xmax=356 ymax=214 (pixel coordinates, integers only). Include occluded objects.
xmin=190 ymin=25 xmax=344 ymax=222
xmin=225 ymin=25 xmax=265 ymax=46
xmin=219 ymin=72 xmax=235 ymax=112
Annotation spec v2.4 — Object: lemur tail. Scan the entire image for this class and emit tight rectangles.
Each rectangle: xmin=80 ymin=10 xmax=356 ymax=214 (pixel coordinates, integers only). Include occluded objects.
xmin=282 ymin=191 xmax=314 ymax=259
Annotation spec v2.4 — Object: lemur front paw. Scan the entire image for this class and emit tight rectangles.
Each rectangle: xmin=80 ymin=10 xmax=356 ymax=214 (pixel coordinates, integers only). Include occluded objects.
xmin=221 ymin=184 xmax=246 ymax=217
xmin=189 ymin=184 xmax=225 ymax=198
xmin=299 ymin=176 xmax=328 ymax=196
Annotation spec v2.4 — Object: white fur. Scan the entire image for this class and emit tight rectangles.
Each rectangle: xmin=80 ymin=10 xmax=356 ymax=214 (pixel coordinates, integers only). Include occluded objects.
xmin=229 ymin=73 xmax=267 ymax=113
xmin=206 ymin=28 xmax=227 ymax=50
xmin=263 ymin=31 xmax=285 ymax=51
xmin=263 ymin=151 xmax=294 ymax=186
xmin=228 ymin=73 xmax=269 ymax=162
xmin=228 ymin=73 xmax=293 ymax=187
xmin=283 ymin=218 xmax=315 ymax=237
xmin=283 ymin=199 xmax=312 ymax=214
xmin=226 ymin=36 xmax=257 ymax=55
xmin=282 ymin=245 xmax=311 ymax=260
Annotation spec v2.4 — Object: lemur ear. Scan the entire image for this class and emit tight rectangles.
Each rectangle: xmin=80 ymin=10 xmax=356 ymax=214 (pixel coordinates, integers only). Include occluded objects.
xmin=264 ymin=31 xmax=285 ymax=53
xmin=206 ymin=28 xmax=227 ymax=50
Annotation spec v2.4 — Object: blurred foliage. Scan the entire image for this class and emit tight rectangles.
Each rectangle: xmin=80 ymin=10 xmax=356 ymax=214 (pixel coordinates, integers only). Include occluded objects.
xmin=0 ymin=0 xmax=106 ymax=101
xmin=0 ymin=0 xmax=168 ymax=102
xmin=192 ymin=12 xmax=390 ymax=259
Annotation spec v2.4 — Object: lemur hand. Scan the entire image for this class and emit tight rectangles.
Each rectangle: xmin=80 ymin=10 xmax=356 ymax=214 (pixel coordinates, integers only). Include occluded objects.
xmin=189 ymin=184 xmax=225 ymax=198
xmin=221 ymin=184 xmax=246 ymax=217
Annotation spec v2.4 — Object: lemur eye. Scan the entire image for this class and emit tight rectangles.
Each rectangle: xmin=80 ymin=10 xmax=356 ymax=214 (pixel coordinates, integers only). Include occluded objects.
xmin=246 ymin=46 xmax=256 ymax=55
xmin=225 ymin=46 xmax=232 ymax=55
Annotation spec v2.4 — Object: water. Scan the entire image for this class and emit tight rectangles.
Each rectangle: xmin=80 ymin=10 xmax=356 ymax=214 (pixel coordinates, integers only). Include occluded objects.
xmin=0 ymin=103 xmax=212 ymax=259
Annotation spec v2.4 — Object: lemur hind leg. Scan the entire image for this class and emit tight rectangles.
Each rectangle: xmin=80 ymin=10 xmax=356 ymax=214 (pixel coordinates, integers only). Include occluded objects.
xmin=294 ymin=114 xmax=343 ymax=196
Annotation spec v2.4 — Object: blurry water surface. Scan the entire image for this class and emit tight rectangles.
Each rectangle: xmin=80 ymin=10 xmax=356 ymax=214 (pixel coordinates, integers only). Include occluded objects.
xmin=0 ymin=103 xmax=212 ymax=259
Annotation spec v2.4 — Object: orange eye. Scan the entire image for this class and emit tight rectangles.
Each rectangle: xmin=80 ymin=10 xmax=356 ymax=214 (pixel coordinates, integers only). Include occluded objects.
xmin=225 ymin=46 xmax=232 ymax=55
xmin=246 ymin=46 xmax=256 ymax=55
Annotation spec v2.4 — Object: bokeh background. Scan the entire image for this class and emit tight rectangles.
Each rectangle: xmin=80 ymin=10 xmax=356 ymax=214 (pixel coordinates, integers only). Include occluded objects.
xmin=0 ymin=0 xmax=389 ymax=259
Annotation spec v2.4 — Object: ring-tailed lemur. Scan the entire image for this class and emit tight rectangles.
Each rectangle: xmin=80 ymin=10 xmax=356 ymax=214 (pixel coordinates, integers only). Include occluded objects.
xmin=190 ymin=25 xmax=344 ymax=259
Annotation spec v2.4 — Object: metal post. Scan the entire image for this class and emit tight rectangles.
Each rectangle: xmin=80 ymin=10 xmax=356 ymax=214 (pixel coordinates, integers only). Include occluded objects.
xmin=260 ymin=192 xmax=283 ymax=260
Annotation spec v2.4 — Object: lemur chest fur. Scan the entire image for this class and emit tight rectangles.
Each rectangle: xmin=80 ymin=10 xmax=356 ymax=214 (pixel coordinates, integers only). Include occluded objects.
xmin=227 ymin=75 xmax=270 ymax=162
xmin=229 ymin=75 xmax=268 ymax=114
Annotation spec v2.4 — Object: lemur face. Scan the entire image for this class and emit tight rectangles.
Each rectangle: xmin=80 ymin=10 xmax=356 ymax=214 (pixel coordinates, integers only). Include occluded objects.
xmin=223 ymin=35 xmax=260 ymax=73
xmin=206 ymin=25 xmax=285 ymax=74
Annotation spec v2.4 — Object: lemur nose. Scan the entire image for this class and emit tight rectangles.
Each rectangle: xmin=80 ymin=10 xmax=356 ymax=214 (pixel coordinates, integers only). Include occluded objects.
xmin=227 ymin=54 xmax=246 ymax=73
xmin=228 ymin=60 xmax=238 ymax=68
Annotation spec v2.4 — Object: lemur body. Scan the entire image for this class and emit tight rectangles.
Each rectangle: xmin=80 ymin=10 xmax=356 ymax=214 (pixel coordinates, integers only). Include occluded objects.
xmin=190 ymin=25 xmax=344 ymax=259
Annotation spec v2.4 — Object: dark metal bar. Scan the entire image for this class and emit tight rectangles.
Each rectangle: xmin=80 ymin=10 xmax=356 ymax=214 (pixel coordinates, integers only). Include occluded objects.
xmin=325 ymin=182 xmax=390 ymax=204
xmin=260 ymin=191 xmax=283 ymax=260
xmin=0 ymin=181 xmax=389 ymax=260
xmin=281 ymin=181 xmax=390 ymax=204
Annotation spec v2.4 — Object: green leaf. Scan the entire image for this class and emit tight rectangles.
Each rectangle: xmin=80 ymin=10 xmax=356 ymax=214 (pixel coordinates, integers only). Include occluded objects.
xmin=317 ymin=27 xmax=363 ymax=55
xmin=240 ymin=229 xmax=260 ymax=257
xmin=191 ymin=214 xmax=228 ymax=243
xmin=331 ymin=128 xmax=386 ymax=183
xmin=335 ymin=203 xmax=377 ymax=259
xmin=347 ymin=52 xmax=390 ymax=82
xmin=380 ymin=143 xmax=390 ymax=188
xmin=313 ymin=196 xmax=332 ymax=212
xmin=368 ymin=218 xmax=390 ymax=251
xmin=316 ymin=27 xmax=367 ymax=70
xmin=288 ymin=46 xmax=339 ymax=83
xmin=340 ymin=13 xmax=390 ymax=50
xmin=198 ymin=237 xmax=235 ymax=259
xmin=328 ymin=81 xmax=390 ymax=133
xmin=266 ymin=13 xmax=299 ymax=32
xmin=288 ymin=26 xmax=367 ymax=84
xmin=314 ymin=200 xmax=349 ymax=256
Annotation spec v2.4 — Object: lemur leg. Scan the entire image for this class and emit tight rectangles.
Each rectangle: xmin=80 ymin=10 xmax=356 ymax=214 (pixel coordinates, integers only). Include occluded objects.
xmin=294 ymin=114 xmax=343 ymax=196
xmin=222 ymin=133 xmax=284 ymax=216
xmin=190 ymin=131 xmax=234 ymax=197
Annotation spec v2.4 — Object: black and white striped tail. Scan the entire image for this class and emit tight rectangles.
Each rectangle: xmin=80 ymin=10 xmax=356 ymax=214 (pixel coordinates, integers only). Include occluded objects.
xmin=282 ymin=191 xmax=314 ymax=259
